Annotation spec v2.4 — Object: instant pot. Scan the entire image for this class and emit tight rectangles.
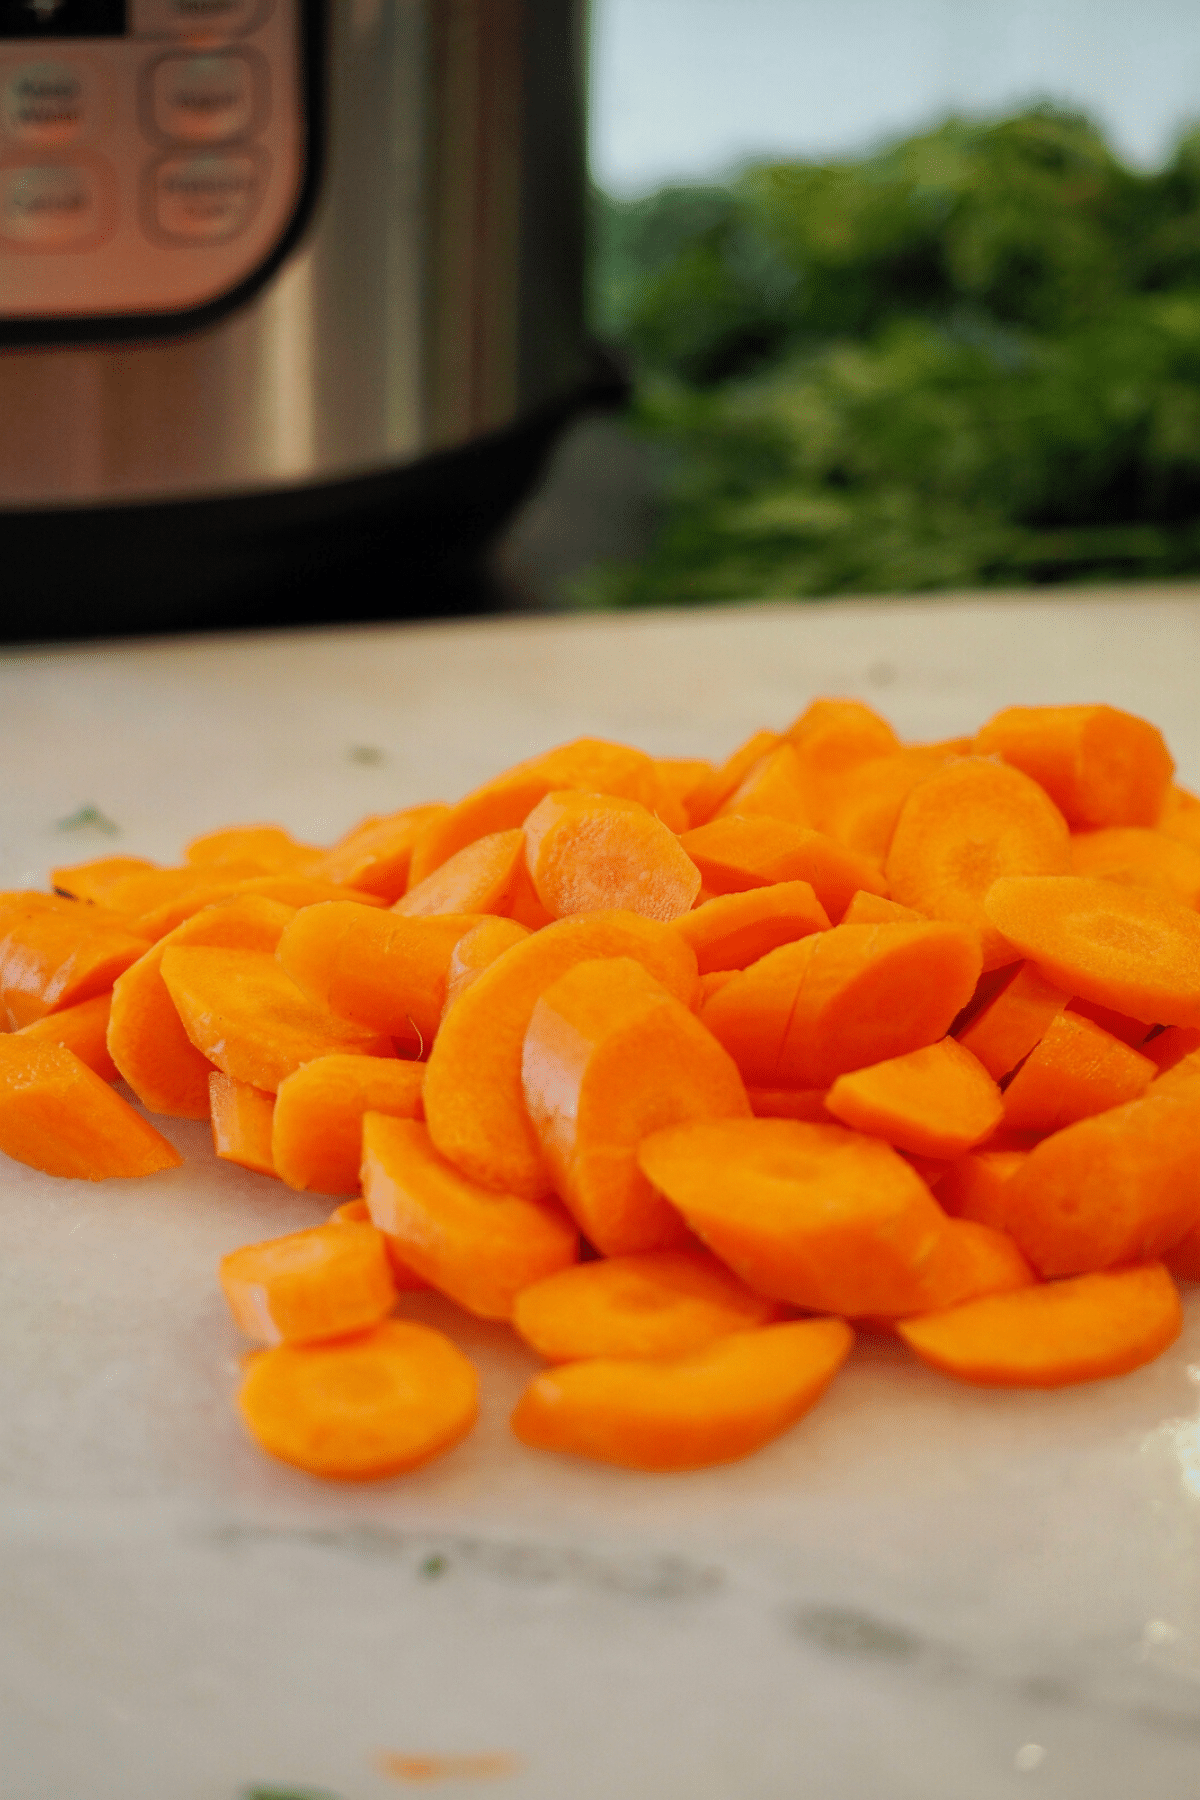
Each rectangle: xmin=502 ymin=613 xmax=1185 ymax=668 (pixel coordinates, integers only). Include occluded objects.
xmin=0 ymin=0 xmax=610 ymax=639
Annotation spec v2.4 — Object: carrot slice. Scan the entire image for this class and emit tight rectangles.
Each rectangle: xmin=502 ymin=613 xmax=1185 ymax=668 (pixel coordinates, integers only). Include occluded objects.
xmin=327 ymin=1197 xmax=429 ymax=1290
xmin=108 ymin=895 xmax=297 ymax=1118
xmin=0 ymin=1039 xmax=182 ymax=1180
xmin=1000 ymin=1011 xmax=1156 ymax=1134
xmin=51 ymin=856 xmax=158 ymax=905
xmin=973 ymin=704 xmax=1174 ymax=830
xmin=885 ymin=757 xmax=1071 ymax=970
xmin=841 ymin=891 xmax=925 ymax=926
xmin=654 ymin=757 xmax=715 ymax=823
xmin=161 ymin=947 xmax=394 ymax=1093
xmin=510 ymin=1318 xmax=854 ymax=1471
xmin=956 ymin=961 xmax=1067 ymax=1079
xmin=816 ymin=745 xmax=958 ymax=860
xmin=220 ymin=1221 xmax=397 ymax=1344
xmin=685 ymin=729 xmax=782 ymax=827
xmin=1070 ymin=826 xmax=1200 ymax=909
xmin=14 ymin=990 xmax=118 ymax=1081
xmin=894 ymin=1217 xmax=1036 ymax=1317
xmin=983 ymin=875 xmax=1200 ymax=1027
xmin=700 ymin=921 xmax=981 ymax=1089
xmin=209 ymin=1072 xmax=276 ymax=1176
xmin=523 ymin=791 xmax=701 ymax=922
xmin=512 ymin=1251 xmax=780 ymax=1363
xmin=637 ymin=1117 xmax=952 ymax=1317
xmin=422 ymin=911 xmax=698 ymax=1200
xmin=361 ymin=1115 xmax=577 ymax=1318
xmin=441 ymin=917 xmax=531 ymax=1018
xmin=897 ymin=1264 xmax=1181 ymax=1387
xmin=272 ymin=1054 xmax=424 ymax=1195
xmin=784 ymin=697 xmax=901 ymax=774
xmin=0 ymin=894 xmax=150 ymax=1029
xmin=680 ymin=816 xmax=887 ymax=920
xmin=936 ymin=1150 xmax=1029 ymax=1228
xmin=185 ymin=825 xmax=324 ymax=876
xmin=824 ymin=1038 xmax=1003 ymax=1160
xmin=276 ymin=902 xmax=488 ymax=1049
xmin=1141 ymin=1024 xmax=1200 ymax=1074
xmin=714 ymin=743 xmax=813 ymax=826
xmin=393 ymin=829 xmax=527 ymax=918
xmin=237 ymin=1319 xmax=478 ymax=1479
xmin=315 ymin=803 xmax=450 ymax=901
xmin=674 ymin=882 xmax=829 ymax=973
xmin=522 ymin=957 xmax=751 ymax=1254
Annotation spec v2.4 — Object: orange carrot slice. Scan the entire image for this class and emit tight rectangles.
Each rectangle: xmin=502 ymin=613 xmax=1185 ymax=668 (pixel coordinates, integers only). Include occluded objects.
xmin=936 ymin=1150 xmax=1029 ymax=1228
xmin=885 ymin=757 xmax=1071 ymax=970
xmin=894 ymin=1217 xmax=1036 ymax=1317
xmin=956 ymin=961 xmax=1067 ymax=1079
xmin=315 ymin=803 xmax=450 ymax=901
xmin=0 ymin=1039 xmax=181 ymax=1180
xmin=422 ymin=911 xmax=698 ymax=1200
xmin=0 ymin=894 xmax=150 ymax=1029
xmin=973 ymin=704 xmax=1174 ymax=829
xmin=107 ymin=894 xmax=297 ymax=1118
xmin=674 ymin=881 xmax=829 ymax=973
xmin=784 ymin=696 xmax=901 ymax=775
xmin=237 ymin=1319 xmax=478 ymax=1479
xmin=51 ymin=855 xmax=158 ymax=905
xmin=393 ymin=829 xmax=527 ymax=918
xmin=272 ymin=1054 xmax=424 ymax=1195
xmin=523 ymin=791 xmax=701 ymax=921
xmin=510 ymin=1318 xmax=854 ymax=1471
xmin=327 ymin=1197 xmax=429 ymax=1290
xmin=521 ymin=957 xmax=751 ymax=1254
xmin=816 ymin=745 xmax=958 ymax=860
xmin=14 ymin=990 xmax=118 ymax=1081
xmin=209 ymin=1072 xmax=276 ymax=1176
xmin=824 ymin=1038 xmax=1003 ymax=1160
xmin=185 ymin=824 xmax=324 ymax=876
xmin=441 ymin=917 xmax=531 ymax=1018
xmin=161 ymin=947 xmax=394 ymax=1093
xmin=1141 ymin=1024 xmax=1200 ymax=1074
xmin=637 ymin=1117 xmax=951 ymax=1317
xmin=680 ymin=816 xmax=886 ymax=920
xmin=685 ymin=729 xmax=782 ymax=827
xmin=220 ymin=1220 xmax=397 ymax=1344
xmin=361 ymin=1115 xmax=577 ymax=1319
xmin=983 ymin=875 xmax=1200 ymax=1027
xmin=841 ymin=891 xmax=925 ymax=926
xmin=1000 ymin=1011 xmax=1156 ymax=1134
xmin=512 ymin=1250 xmax=781 ymax=1362
xmin=714 ymin=742 xmax=813 ymax=826
xmin=700 ymin=921 xmax=981 ymax=1089
xmin=1069 ymin=826 xmax=1200 ymax=909
xmin=897 ymin=1264 xmax=1181 ymax=1387
xmin=654 ymin=756 xmax=716 ymax=824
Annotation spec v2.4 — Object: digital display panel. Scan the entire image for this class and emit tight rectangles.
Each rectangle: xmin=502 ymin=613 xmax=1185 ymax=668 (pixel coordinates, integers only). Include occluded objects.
xmin=0 ymin=0 xmax=126 ymax=36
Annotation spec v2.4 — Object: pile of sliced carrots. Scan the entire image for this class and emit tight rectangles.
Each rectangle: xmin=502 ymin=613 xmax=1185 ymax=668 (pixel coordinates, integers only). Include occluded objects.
xmin=3 ymin=699 xmax=1200 ymax=1481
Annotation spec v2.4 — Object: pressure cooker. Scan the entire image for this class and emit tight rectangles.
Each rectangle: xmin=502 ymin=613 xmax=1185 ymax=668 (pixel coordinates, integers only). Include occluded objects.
xmin=0 ymin=0 xmax=608 ymax=638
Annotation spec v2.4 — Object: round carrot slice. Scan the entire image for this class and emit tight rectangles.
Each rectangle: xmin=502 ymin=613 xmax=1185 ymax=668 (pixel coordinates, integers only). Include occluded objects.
xmin=524 ymin=790 xmax=701 ymax=922
xmin=220 ymin=1221 xmax=397 ymax=1344
xmin=238 ymin=1319 xmax=478 ymax=1479
xmin=824 ymin=1037 xmax=1003 ymax=1160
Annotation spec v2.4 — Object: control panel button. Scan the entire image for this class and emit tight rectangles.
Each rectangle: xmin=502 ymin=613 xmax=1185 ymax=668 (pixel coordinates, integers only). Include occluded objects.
xmin=2 ymin=59 xmax=89 ymax=144
xmin=150 ymin=146 xmax=261 ymax=240
xmin=131 ymin=0 xmax=268 ymax=38
xmin=150 ymin=51 xmax=257 ymax=143
xmin=0 ymin=156 xmax=107 ymax=246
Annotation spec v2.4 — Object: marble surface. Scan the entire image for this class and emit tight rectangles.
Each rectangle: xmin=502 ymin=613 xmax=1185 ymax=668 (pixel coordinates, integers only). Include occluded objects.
xmin=3 ymin=589 xmax=1200 ymax=1800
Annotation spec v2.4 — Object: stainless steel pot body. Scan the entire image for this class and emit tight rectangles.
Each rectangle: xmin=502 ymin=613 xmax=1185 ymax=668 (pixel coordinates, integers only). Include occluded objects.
xmin=0 ymin=0 xmax=589 ymax=510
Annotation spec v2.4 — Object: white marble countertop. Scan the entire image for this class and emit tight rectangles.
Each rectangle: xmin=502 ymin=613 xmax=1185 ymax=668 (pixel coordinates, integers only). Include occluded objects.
xmin=3 ymin=588 xmax=1200 ymax=1800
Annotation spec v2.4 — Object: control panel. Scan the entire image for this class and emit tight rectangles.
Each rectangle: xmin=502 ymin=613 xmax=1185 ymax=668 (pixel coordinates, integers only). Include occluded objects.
xmin=0 ymin=0 xmax=308 ymax=327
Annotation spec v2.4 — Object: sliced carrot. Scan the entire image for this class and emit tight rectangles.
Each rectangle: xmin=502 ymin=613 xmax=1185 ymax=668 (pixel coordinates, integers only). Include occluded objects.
xmin=747 ymin=1087 xmax=831 ymax=1121
xmin=361 ymin=1115 xmax=577 ymax=1318
xmin=841 ymin=891 xmax=925 ymax=926
xmin=326 ymin=1196 xmax=429 ymax=1289
xmin=885 ymin=756 xmax=1071 ymax=970
xmin=394 ymin=829 xmax=527 ymax=918
xmin=512 ymin=1250 xmax=781 ymax=1363
xmin=936 ymin=1150 xmax=1029 ymax=1227
xmin=160 ymin=947 xmax=394 ymax=1093
xmin=653 ymin=757 xmax=715 ymax=823
xmin=276 ymin=902 xmax=488 ymax=1049
xmin=1069 ymin=826 xmax=1200 ymax=909
xmin=973 ymin=704 xmax=1175 ymax=830
xmin=108 ymin=895 xmax=297 ymax=1118
xmin=680 ymin=816 xmax=886 ymax=920
xmin=220 ymin=1220 xmax=396 ymax=1344
xmin=983 ymin=875 xmax=1200 ymax=1027
xmin=1001 ymin=1011 xmax=1156 ymax=1134
xmin=14 ymin=990 xmax=118 ymax=1081
xmin=817 ymin=745 xmax=958 ymax=860
xmin=700 ymin=921 xmax=981 ymax=1089
xmin=185 ymin=824 xmax=324 ymax=876
xmin=685 ymin=729 xmax=782 ymax=827
xmin=714 ymin=743 xmax=813 ymax=826
xmin=422 ymin=911 xmax=697 ymax=1200
xmin=894 ymin=1217 xmax=1036 ymax=1316
xmin=956 ymin=961 xmax=1067 ymax=1079
xmin=315 ymin=803 xmax=450 ymax=901
xmin=0 ymin=894 xmax=150 ymax=1029
xmin=1141 ymin=1024 xmax=1200 ymax=1074
xmin=824 ymin=1038 xmax=1003 ymax=1160
xmin=784 ymin=697 xmax=901 ymax=773
xmin=209 ymin=1071 xmax=276 ymax=1176
xmin=510 ymin=1318 xmax=854 ymax=1471
xmin=237 ymin=1319 xmax=478 ymax=1479
xmin=674 ymin=881 xmax=829 ymax=973
xmin=695 ymin=968 xmax=739 ymax=1005
xmin=897 ymin=1264 xmax=1181 ymax=1387
xmin=521 ymin=957 xmax=751 ymax=1254
xmin=406 ymin=738 xmax=666 ymax=884
xmin=272 ymin=1055 xmax=424 ymax=1195
xmin=51 ymin=855 xmax=158 ymax=905
xmin=523 ymin=791 xmax=701 ymax=922
xmin=0 ymin=1039 xmax=182 ymax=1180
xmin=637 ymin=1117 xmax=952 ymax=1318
xmin=441 ymin=917 xmax=532 ymax=1019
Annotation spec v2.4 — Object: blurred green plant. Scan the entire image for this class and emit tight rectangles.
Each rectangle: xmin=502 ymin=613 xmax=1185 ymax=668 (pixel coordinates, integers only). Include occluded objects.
xmin=583 ymin=107 xmax=1200 ymax=605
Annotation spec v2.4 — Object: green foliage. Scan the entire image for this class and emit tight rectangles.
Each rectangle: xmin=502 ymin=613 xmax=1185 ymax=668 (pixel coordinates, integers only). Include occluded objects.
xmin=584 ymin=108 xmax=1200 ymax=605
